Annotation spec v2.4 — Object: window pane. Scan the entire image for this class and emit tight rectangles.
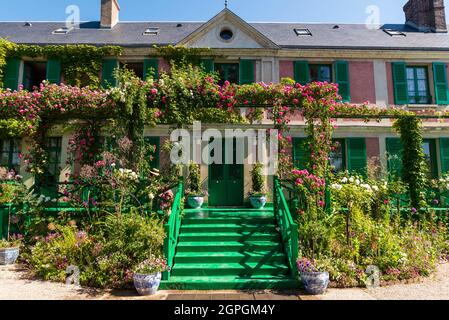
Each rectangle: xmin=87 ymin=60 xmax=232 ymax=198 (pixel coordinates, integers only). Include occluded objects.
xmin=407 ymin=67 xmax=429 ymax=105
xmin=422 ymin=141 xmax=434 ymax=179
xmin=416 ymin=68 xmax=426 ymax=80
xmin=310 ymin=65 xmax=332 ymax=82
xmin=406 ymin=68 xmax=414 ymax=79
xmin=330 ymin=140 xmax=344 ymax=173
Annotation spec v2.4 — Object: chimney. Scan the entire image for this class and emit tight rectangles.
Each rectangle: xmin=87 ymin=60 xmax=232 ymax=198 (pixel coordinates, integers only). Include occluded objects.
xmin=404 ymin=0 xmax=447 ymax=32
xmin=100 ymin=0 xmax=120 ymax=29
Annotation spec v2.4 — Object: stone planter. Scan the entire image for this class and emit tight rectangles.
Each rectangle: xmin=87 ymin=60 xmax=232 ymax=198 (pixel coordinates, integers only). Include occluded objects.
xmin=0 ymin=247 xmax=20 ymax=265
xmin=133 ymin=272 xmax=162 ymax=296
xmin=249 ymin=195 xmax=267 ymax=209
xmin=300 ymin=272 xmax=330 ymax=295
xmin=187 ymin=195 xmax=204 ymax=209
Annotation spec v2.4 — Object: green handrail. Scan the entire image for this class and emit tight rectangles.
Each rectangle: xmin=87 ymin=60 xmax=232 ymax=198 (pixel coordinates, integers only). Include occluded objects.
xmin=273 ymin=176 xmax=299 ymax=278
xmin=162 ymin=178 xmax=184 ymax=281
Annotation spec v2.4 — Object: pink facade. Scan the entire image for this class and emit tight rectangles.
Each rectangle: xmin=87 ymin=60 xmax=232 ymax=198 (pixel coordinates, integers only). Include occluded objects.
xmin=386 ymin=62 xmax=395 ymax=106
xmin=279 ymin=61 xmax=294 ymax=80
xmin=158 ymin=59 xmax=171 ymax=75
xmin=349 ymin=62 xmax=376 ymax=104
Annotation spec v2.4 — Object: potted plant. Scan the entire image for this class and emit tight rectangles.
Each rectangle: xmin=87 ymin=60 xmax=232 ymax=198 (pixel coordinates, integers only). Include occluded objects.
xmin=186 ymin=162 xmax=206 ymax=209
xmin=249 ymin=163 xmax=267 ymax=209
xmin=133 ymin=255 xmax=168 ymax=296
xmin=297 ymin=257 xmax=329 ymax=295
xmin=0 ymin=234 xmax=22 ymax=265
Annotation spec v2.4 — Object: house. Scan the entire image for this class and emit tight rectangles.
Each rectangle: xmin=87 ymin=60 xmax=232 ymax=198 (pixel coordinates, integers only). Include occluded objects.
xmin=2 ymin=0 xmax=449 ymax=290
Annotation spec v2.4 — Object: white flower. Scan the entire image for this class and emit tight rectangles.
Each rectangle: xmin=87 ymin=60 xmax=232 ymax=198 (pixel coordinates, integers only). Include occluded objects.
xmin=355 ymin=179 xmax=361 ymax=185
xmin=341 ymin=177 xmax=348 ymax=183
xmin=372 ymin=185 xmax=379 ymax=192
xmin=349 ymin=177 xmax=354 ymax=183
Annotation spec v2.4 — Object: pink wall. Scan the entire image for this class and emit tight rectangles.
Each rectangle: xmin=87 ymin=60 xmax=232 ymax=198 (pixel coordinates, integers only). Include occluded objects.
xmin=279 ymin=61 xmax=294 ymax=81
xmin=158 ymin=59 xmax=171 ymax=75
xmin=366 ymin=137 xmax=381 ymax=175
xmin=349 ymin=62 xmax=376 ymax=104
xmin=386 ymin=62 xmax=395 ymax=106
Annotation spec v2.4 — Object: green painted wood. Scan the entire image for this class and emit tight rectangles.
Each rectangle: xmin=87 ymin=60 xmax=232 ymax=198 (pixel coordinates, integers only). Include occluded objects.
xmin=239 ymin=59 xmax=255 ymax=84
xmin=433 ymin=62 xmax=449 ymax=105
xmin=440 ymin=138 xmax=449 ymax=174
xmin=200 ymin=59 xmax=215 ymax=73
xmin=46 ymin=59 xmax=61 ymax=84
xmin=101 ymin=59 xmax=119 ymax=88
xmin=171 ymin=262 xmax=289 ymax=277
xmin=347 ymin=138 xmax=367 ymax=177
xmin=292 ymin=137 xmax=308 ymax=170
xmin=386 ymin=137 xmax=403 ymax=179
xmin=174 ymin=251 xmax=286 ymax=264
xmin=392 ymin=62 xmax=408 ymax=105
xmin=160 ymin=277 xmax=301 ymax=290
xmin=294 ymin=60 xmax=309 ymax=85
xmin=335 ymin=60 xmax=350 ymax=102
xmin=143 ymin=58 xmax=159 ymax=80
xmin=2 ymin=58 xmax=21 ymax=90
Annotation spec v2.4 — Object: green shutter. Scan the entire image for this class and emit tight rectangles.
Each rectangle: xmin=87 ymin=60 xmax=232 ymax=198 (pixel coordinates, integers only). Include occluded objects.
xmin=145 ymin=136 xmax=160 ymax=169
xmin=101 ymin=59 xmax=119 ymax=88
xmin=433 ymin=62 xmax=449 ymax=105
xmin=294 ymin=61 xmax=309 ymax=85
xmin=143 ymin=58 xmax=159 ymax=80
xmin=386 ymin=138 xmax=403 ymax=179
xmin=239 ymin=59 xmax=254 ymax=85
xmin=347 ymin=138 xmax=367 ymax=176
xmin=2 ymin=58 xmax=21 ymax=90
xmin=335 ymin=61 xmax=350 ymax=102
xmin=46 ymin=59 xmax=61 ymax=84
xmin=200 ymin=59 xmax=215 ymax=74
xmin=292 ymin=138 xmax=308 ymax=170
xmin=392 ymin=62 xmax=408 ymax=105
xmin=440 ymin=138 xmax=449 ymax=174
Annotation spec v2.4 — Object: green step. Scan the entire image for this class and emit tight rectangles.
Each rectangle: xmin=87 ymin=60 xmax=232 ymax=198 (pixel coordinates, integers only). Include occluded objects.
xmin=171 ymin=262 xmax=289 ymax=277
xmin=160 ymin=276 xmax=301 ymax=290
xmin=179 ymin=232 xmax=279 ymax=242
xmin=184 ymin=210 xmax=274 ymax=219
xmin=180 ymin=224 xmax=277 ymax=233
xmin=174 ymin=251 xmax=287 ymax=264
xmin=182 ymin=217 xmax=275 ymax=225
xmin=176 ymin=241 xmax=282 ymax=253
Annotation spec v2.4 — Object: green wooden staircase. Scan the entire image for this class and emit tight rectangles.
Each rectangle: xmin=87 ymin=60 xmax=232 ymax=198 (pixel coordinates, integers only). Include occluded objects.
xmin=160 ymin=207 xmax=300 ymax=290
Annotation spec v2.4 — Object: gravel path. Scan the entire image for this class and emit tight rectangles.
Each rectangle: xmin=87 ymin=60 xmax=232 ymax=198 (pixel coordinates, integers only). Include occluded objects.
xmin=1 ymin=263 xmax=449 ymax=300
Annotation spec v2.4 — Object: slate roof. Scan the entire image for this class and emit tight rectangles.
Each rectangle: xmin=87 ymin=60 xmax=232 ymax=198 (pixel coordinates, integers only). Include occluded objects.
xmin=1 ymin=20 xmax=449 ymax=50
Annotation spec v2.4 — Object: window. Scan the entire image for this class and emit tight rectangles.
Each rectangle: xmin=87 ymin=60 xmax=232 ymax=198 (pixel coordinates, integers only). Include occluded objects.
xmin=23 ymin=61 xmax=47 ymax=91
xmin=329 ymin=139 xmax=346 ymax=173
xmin=310 ymin=65 xmax=332 ymax=83
xmin=0 ymin=139 xmax=21 ymax=173
xmin=215 ymin=63 xmax=239 ymax=85
xmin=383 ymin=29 xmax=406 ymax=37
xmin=120 ymin=62 xmax=144 ymax=80
xmin=40 ymin=137 xmax=62 ymax=193
xmin=423 ymin=139 xmax=438 ymax=179
xmin=294 ymin=28 xmax=312 ymax=36
xmin=52 ymin=27 xmax=73 ymax=35
xmin=406 ymin=66 xmax=431 ymax=104
xmin=143 ymin=27 xmax=160 ymax=36
xmin=219 ymin=28 xmax=234 ymax=41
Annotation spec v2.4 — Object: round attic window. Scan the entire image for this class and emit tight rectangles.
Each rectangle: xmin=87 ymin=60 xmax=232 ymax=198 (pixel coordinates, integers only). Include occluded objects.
xmin=219 ymin=28 xmax=234 ymax=41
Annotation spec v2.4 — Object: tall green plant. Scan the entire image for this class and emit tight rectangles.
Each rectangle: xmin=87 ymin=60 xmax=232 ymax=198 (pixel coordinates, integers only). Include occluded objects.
xmin=251 ymin=163 xmax=265 ymax=195
xmin=393 ymin=115 xmax=428 ymax=212
xmin=188 ymin=162 xmax=202 ymax=195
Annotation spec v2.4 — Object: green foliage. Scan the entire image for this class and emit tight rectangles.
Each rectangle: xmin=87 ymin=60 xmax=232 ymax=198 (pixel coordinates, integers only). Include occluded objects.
xmin=250 ymin=163 xmax=265 ymax=195
xmin=0 ymin=39 xmax=16 ymax=87
xmin=156 ymin=45 xmax=212 ymax=68
xmin=187 ymin=162 xmax=202 ymax=195
xmin=1 ymin=42 xmax=122 ymax=88
xmin=394 ymin=115 xmax=428 ymax=211
xmin=25 ymin=212 xmax=165 ymax=289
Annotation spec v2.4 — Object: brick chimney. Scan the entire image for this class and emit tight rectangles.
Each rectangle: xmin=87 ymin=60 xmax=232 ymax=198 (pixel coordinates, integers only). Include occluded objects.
xmin=404 ymin=0 xmax=447 ymax=32
xmin=100 ymin=0 xmax=120 ymax=29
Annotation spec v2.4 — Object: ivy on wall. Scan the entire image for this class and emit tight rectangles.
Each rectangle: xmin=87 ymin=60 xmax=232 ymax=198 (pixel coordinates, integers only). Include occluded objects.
xmin=0 ymin=39 xmax=122 ymax=88
xmin=155 ymin=45 xmax=212 ymax=68
xmin=393 ymin=115 xmax=429 ymax=212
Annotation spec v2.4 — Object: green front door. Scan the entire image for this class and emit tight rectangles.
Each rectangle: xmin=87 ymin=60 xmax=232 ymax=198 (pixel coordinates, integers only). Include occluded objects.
xmin=208 ymin=138 xmax=244 ymax=207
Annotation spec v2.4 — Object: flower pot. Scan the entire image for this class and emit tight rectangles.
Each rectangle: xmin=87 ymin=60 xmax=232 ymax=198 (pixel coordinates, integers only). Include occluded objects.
xmin=249 ymin=195 xmax=267 ymax=209
xmin=187 ymin=195 xmax=204 ymax=209
xmin=133 ymin=272 xmax=162 ymax=296
xmin=300 ymin=272 xmax=329 ymax=295
xmin=0 ymin=247 xmax=20 ymax=265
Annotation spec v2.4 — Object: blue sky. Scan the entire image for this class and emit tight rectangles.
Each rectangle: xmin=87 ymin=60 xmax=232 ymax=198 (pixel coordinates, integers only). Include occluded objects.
xmin=0 ymin=0 xmax=447 ymax=24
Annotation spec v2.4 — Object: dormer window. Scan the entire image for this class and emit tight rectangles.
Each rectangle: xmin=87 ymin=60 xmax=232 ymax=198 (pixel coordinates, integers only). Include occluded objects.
xmin=383 ymin=29 xmax=406 ymax=37
xmin=294 ymin=28 xmax=312 ymax=36
xmin=52 ymin=27 xmax=73 ymax=35
xmin=143 ymin=27 xmax=160 ymax=36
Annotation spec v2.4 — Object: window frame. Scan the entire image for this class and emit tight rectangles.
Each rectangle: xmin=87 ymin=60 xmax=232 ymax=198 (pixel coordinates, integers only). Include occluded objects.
xmin=214 ymin=63 xmax=240 ymax=85
xmin=40 ymin=137 xmax=62 ymax=194
xmin=0 ymin=139 xmax=21 ymax=173
xmin=406 ymin=66 xmax=432 ymax=105
xmin=309 ymin=64 xmax=333 ymax=83
xmin=329 ymin=138 xmax=346 ymax=173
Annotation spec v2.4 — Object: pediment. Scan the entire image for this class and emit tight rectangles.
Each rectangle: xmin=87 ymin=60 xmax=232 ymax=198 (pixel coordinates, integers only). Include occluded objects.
xmin=177 ymin=8 xmax=280 ymax=49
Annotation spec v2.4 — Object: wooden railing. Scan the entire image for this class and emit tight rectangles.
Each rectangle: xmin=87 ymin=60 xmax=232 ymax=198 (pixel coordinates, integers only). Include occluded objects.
xmin=162 ymin=178 xmax=184 ymax=281
xmin=273 ymin=176 xmax=299 ymax=278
